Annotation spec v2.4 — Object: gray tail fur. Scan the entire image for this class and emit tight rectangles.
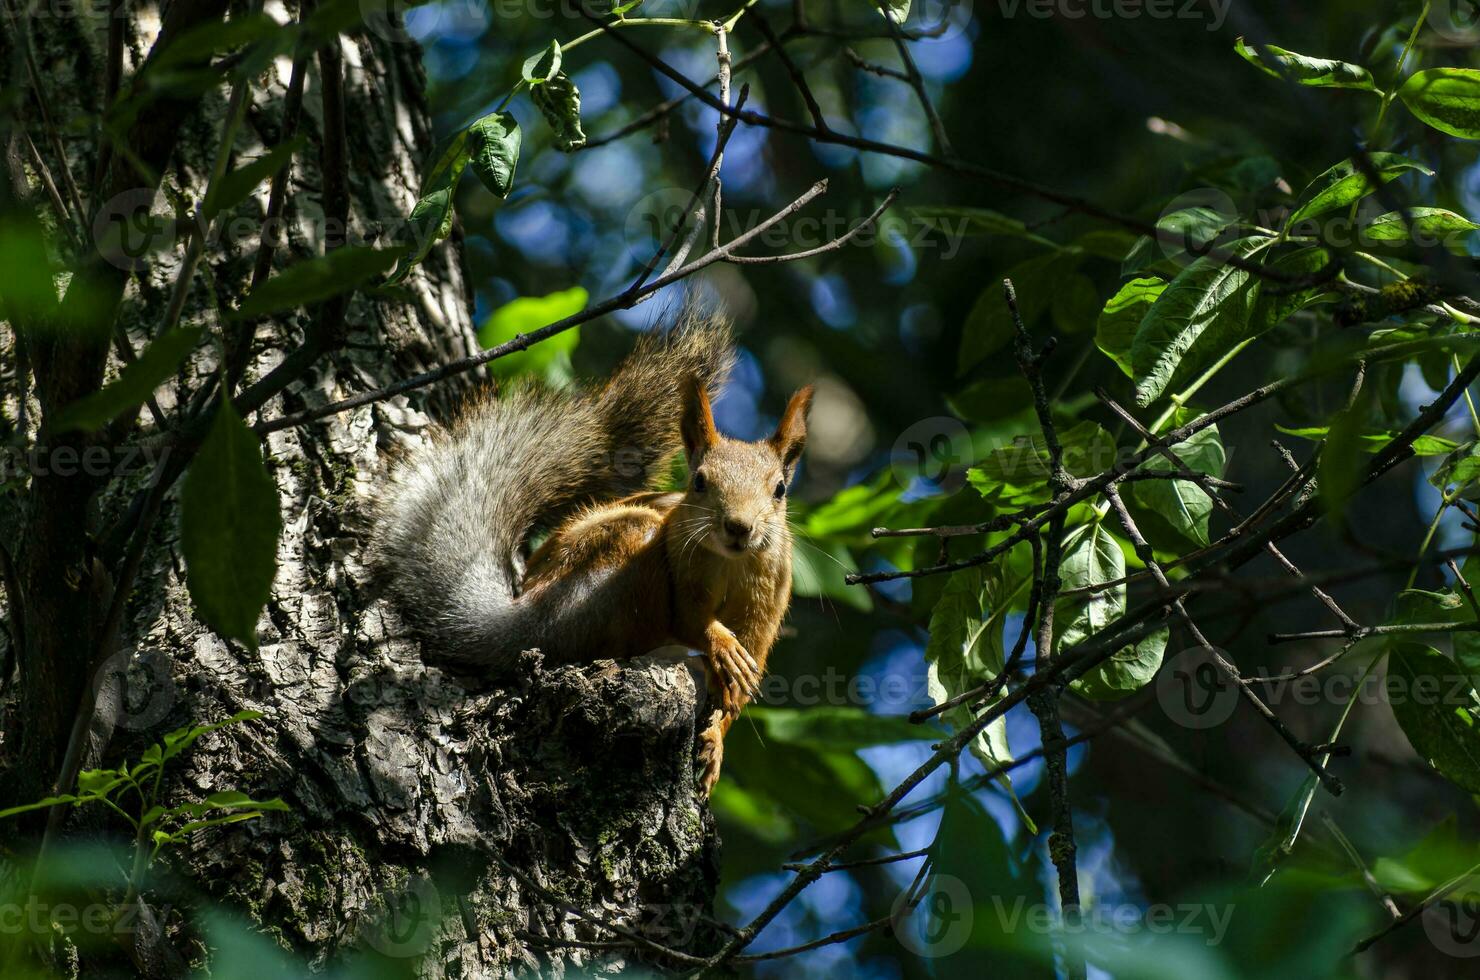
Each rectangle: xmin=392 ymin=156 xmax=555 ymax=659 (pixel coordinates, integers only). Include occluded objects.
xmin=373 ymin=307 xmax=734 ymax=668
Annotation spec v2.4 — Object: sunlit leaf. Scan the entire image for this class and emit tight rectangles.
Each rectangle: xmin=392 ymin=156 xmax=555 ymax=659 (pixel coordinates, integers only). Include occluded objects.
xmin=1234 ymin=37 xmax=1378 ymax=91
xmin=1399 ymin=68 xmax=1480 ymax=139
xmin=1389 ymin=644 xmax=1480 ymax=794
xmin=476 ymin=286 xmax=587 ymax=384
xmin=1286 ymin=154 xmax=1433 ymax=227
xmin=1131 ymin=237 xmax=1273 ymax=406
xmin=468 ymin=111 xmax=521 ymax=199
xmin=1097 ymin=277 xmax=1165 ymax=377
xmin=1129 ymin=424 xmax=1226 ymax=546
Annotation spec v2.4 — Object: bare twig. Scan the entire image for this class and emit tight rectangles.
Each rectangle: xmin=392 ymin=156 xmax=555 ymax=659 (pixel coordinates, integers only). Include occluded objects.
xmin=254 ymin=179 xmax=899 ymax=435
xmin=874 ymin=0 xmax=951 ymax=154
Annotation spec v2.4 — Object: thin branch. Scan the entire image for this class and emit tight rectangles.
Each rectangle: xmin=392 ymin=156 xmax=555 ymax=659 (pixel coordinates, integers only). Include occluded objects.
xmin=780 ymin=847 xmax=928 ymax=873
xmin=843 ymin=46 xmax=910 ymax=80
xmin=1102 ymin=485 xmax=1343 ymax=796
xmin=753 ymin=11 xmax=830 ymax=133
xmin=1268 ymin=621 xmax=1480 ymax=644
xmin=874 ymin=0 xmax=951 ymax=154
xmin=254 ymin=179 xmax=898 ymax=435
xmin=1353 ymin=862 xmax=1480 ymax=954
xmin=734 ymin=916 xmax=892 ymax=963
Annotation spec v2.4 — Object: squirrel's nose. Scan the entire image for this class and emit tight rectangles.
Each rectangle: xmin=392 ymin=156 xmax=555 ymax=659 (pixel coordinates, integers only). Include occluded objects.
xmin=724 ymin=518 xmax=752 ymax=541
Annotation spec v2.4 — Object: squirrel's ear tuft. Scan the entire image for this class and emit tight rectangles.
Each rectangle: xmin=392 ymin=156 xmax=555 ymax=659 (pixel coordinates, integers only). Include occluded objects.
xmin=769 ymin=385 xmax=814 ymax=480
xmin=681 ymin=376 xmax=719 ymax=465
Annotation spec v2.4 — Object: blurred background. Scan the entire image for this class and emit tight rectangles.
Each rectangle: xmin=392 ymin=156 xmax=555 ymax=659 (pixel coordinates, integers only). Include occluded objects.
xmin=399 ymin=0 xmax=1477 ymax=974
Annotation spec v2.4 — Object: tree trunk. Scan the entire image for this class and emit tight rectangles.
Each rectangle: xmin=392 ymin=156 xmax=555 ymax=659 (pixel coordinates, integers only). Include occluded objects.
xmin=1 ymin=9 xmax=719 ymax=976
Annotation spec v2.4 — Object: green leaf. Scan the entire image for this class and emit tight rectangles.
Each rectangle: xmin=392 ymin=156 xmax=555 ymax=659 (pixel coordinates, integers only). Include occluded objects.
xmin=1430 ymin=439 xmax=1480 ymax=499
xmin=1276 ymin=424 xmax=1458 ymax=457
xmin=530 ymin=71 xmax=586 ymax=152
xmin=907 ymin=205 xmax=1058 ymax=248
xmin=1131 ymin=237 xmax=1273 ymax=406
xmin=205 ymin=135 xmax=306 ymax=220
xmin=923 ymin=566 xmax=1031 ymax=822
xmin=170 ymin=792 xmax=291 ymax=818
xmin=879 ymin=0 xmax=910 ymax=22
xmin=1097 ymin=278 xmax=1165 ymax=378
xmin=160 ymin=711 xmax=265 ymax=763
xmin=1051 ymin=274 xmax=1100 ymax=334
xmin=1234 ymin=37 xmax=1378 ymax=91
xmin=1361 ymin=208 xmax=1480 ymax=245
xmin=180 ymin=399 xmax=281 ymax=648
xmin=1055 ymin=524 xmax=1166 ymax=699
xmin=75 ymin=768 xmax=127 ymax=796
xmin=1388 ymin=643 xmax=1480 ymax=794
xmin=171 ymin=810 xmax=269 ymax=838
xmin=958 ymin=250 xmax=1083 ymax=374
xmin=1056 ymin=524 xmax=1124 ymax=651
xmin=150 ymin=12 xmax=283 ymax=71
xmin=467 ymin=111 xmax=521 ymax=199
xmin=0 ymin=795 xmax=82 ymax=820
xmin=52 ymin=326 xmax=202 ymax=432
xmin=1286 ymin=154 xmax=1434 ymax=227
xmin=1157 ymin=206 xmax=1238 ymax=258
xmin=1399 ymin=68 xmax=1480 ymax=139
xmin=745 ymin=706 xmax=940 ymax=752
xmin=1129 ymin=425 xmax=1226 ymax=547
xmin=926 ymin=566 xmax=1011 ymax=680
xmin=476 ymin=286 xmax=588 ymax=384
xmin=1373 ymin=817 xmax=1480 ymax=899
xmin=947 ymin=376 xmax=1035 ymax=424
xmin=1248 ymin=246 xmax=1338 ymax=334
xmin=237 ymin=246 xmax=397 ymax=319
xmin=1318 ymin=390 xmax=1371 ymax=520
xmin=1250 ymin=770 xmax=1321 ymax=886
xmin=0 ymin=210 xmax=60 ymax=327
xmin=391 ymin=130 xmax=472 ymax=282
xmin=1076 ymin=627 xmax=1169 ymax=701
xmin=970 ymin=421 xmax=1117 ymax=505
xmin=521 ymin=39 xmax=562 ymax=84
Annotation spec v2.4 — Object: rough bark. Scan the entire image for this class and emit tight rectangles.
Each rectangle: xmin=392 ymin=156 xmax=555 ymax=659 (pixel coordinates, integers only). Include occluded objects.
xmin=1 ymin=4 xmax=720 ymax=975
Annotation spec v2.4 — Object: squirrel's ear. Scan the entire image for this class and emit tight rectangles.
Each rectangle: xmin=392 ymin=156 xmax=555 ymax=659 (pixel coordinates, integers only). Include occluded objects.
xmin=681 ymin=376 xmax=719 ymax=465
xmin=769 ymin=385 xmax=814 ymax=480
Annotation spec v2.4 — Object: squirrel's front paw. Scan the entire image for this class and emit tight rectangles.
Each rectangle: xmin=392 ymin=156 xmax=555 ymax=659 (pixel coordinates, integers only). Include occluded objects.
xmin=706 ymin=631 xmax=762 ymax=714
xmin=696 ymin=720 xmax=725 ymax=795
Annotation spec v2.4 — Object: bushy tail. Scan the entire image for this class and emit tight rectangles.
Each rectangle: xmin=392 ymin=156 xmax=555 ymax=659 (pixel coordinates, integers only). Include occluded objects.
xmin=373 ymin=307 xmax=734 ymax=668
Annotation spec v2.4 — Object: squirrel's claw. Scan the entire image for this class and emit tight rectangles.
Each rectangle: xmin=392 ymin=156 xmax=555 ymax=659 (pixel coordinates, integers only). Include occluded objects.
xmin=707 ymin=631 xmax=762 ymax=715
xmin=697 ymin=722 xmax=725 ymax=794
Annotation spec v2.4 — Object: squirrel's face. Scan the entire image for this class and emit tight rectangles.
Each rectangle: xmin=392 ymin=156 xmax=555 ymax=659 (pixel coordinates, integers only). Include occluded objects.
xmin=679 ymin=381 xmax=814 ymax=559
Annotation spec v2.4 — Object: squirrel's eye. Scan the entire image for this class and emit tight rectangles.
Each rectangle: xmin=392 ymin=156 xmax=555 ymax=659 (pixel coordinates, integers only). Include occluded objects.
xmin=693 ymin=472 xmax=707 ymax=492
xmin=774 ymin=480 xmax=787 ymax=500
